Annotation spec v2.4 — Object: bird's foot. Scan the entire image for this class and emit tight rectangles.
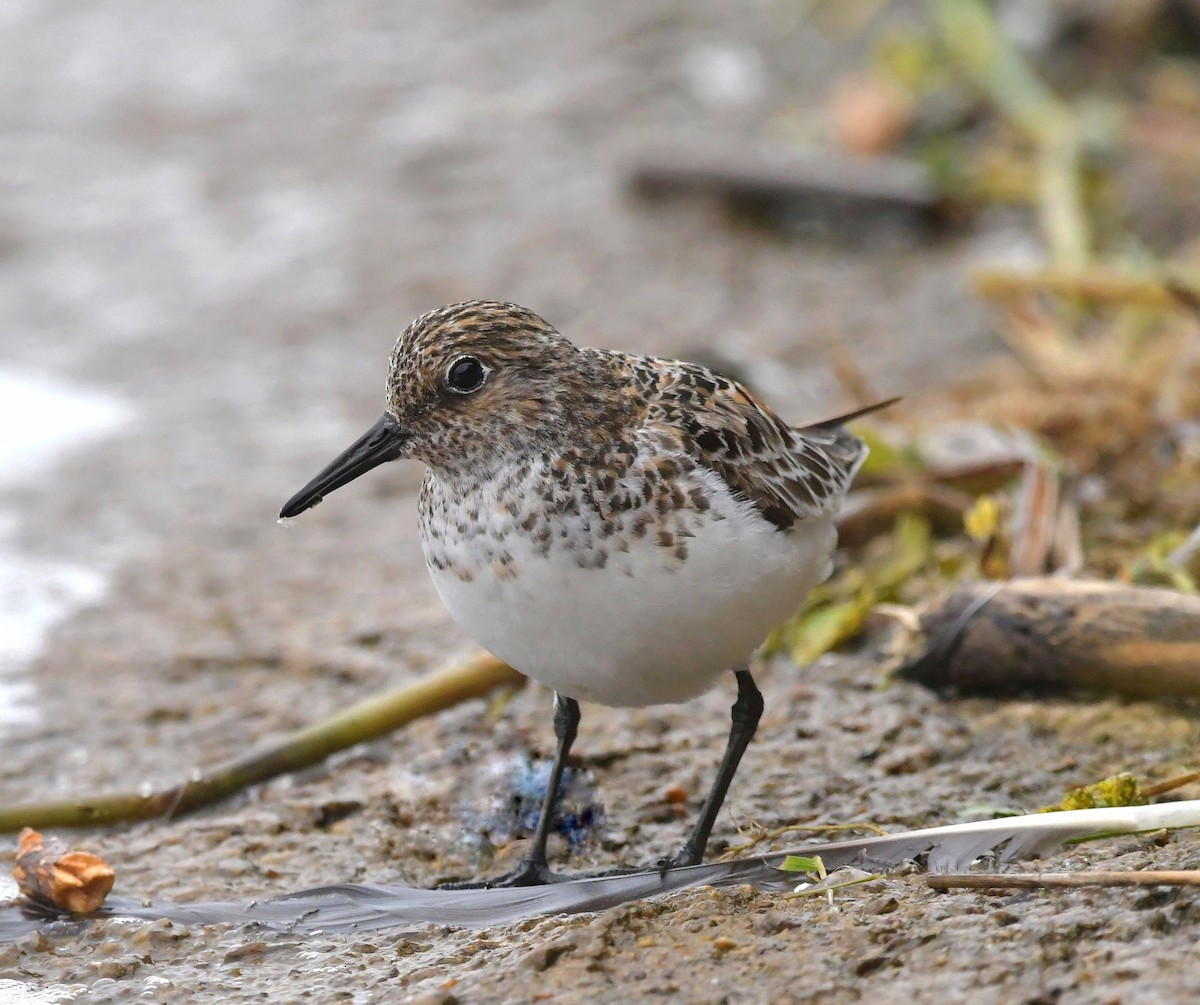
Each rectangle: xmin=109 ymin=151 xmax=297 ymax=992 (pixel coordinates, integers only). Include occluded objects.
xmin=437 ymin=859 xmax=565 ymax=890
xmin=655 ymin=846 xmax=703 ymax=878
xmin=486 ymin=860 xmax=567 ymax=888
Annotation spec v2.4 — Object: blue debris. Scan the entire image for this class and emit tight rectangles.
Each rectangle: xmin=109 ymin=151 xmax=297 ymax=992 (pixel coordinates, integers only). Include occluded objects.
xmin=464 ymin=753 xmax=604 ymax=853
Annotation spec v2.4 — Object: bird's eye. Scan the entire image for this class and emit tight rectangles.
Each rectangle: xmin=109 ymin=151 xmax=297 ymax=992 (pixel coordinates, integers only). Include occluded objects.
xmin=446 ymin=355 xmax=486 ymax=394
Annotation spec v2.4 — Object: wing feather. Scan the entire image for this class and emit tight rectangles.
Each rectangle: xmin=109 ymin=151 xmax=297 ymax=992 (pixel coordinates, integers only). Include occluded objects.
xmin=627 ymin=356 xmax=882 ymax=531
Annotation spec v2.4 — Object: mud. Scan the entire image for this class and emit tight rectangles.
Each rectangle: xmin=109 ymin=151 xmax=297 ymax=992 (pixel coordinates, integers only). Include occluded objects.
xmin=2 ymin=1 xmax=1199 ymax=1003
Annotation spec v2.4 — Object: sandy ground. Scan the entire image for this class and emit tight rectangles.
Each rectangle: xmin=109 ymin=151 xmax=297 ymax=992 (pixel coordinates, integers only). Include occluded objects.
xmin=2 ymin=1 xmax=1200 ymax=1002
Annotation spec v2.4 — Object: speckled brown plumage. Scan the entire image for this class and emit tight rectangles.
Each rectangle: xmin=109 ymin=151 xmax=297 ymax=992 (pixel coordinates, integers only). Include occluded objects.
xmin=397 ymin=302 xmax=872 ymax=582
xmin=281 ymin=298 xmax=889 ymax=885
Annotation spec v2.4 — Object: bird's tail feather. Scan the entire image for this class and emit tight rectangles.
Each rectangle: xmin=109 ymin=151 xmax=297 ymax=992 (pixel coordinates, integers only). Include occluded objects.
xmin=801 ymin=396 xmax=901 ymax=431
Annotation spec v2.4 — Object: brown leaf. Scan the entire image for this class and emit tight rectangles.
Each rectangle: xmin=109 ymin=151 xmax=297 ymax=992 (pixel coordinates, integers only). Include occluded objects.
xmin=12 ymin=827 xmax=115 ymax=913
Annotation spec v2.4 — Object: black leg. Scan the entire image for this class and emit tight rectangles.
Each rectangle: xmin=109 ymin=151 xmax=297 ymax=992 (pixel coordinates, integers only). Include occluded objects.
xmin=667 ymin=668 xmax=763 ymax=869
xmin=485 ymin=692 xmax=581 ymax=888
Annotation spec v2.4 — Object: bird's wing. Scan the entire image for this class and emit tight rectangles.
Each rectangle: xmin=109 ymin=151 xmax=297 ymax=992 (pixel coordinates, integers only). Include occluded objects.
xmin=630 ymin=357 xmax=881 ymax=531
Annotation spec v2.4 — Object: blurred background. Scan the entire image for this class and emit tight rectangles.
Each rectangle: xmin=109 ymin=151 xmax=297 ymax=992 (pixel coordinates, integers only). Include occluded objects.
xmin=6 ymin=0 xmax=1198 ymax=682
xmin=3 ymin=0 xmax=1200 ymax=996
xmin=0 ymin=0 xmax=1006 ymax=731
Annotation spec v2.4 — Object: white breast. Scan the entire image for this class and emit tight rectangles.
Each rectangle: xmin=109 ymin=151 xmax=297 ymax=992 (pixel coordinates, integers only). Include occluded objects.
xmin=421 ymin=465 xmax=835 ymax=708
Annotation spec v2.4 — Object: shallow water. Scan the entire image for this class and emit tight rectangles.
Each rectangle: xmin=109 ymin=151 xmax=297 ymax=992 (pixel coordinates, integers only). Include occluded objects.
xmin=0 ymin=372 xmax=130 ymax=729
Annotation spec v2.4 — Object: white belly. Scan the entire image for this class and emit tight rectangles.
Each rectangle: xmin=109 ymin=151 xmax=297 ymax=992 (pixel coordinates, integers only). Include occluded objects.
xmin=423 ymin=475 xmax=835 ymax=707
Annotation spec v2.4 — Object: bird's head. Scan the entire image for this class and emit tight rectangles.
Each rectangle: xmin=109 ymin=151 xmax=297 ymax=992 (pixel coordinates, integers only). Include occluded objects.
xmin=279 ymin=301 xmax=595 ymax=519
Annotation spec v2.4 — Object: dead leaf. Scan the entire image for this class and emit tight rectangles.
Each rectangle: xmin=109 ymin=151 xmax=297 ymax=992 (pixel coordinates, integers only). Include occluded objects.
xmin=12 ymin=827 xmax=115 ymax=913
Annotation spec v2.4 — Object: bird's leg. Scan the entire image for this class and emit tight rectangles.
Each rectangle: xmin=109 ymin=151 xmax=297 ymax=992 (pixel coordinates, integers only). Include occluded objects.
xmin=665 ymin=668 xmax=763 ymax=870
xmin=486 ymin=692 xmax=581 ymax=888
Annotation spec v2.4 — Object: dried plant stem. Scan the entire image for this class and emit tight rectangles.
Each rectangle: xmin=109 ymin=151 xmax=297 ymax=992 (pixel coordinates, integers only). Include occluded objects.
xmin=0 ymin=653 xmax=524 ymax=833
xmin=928 ymin=871 xmax=1200 ymax=891
xmin=719 ymin=821 xmax=887 ymax=862
xmin=900 ymin=579 xmax=1200 ymax=699
xmin=1036 ymin=128 xmax=1088 ymax=269
xmin=972 ymin=266 xmax=1200 ymax=309
xmin=1141 ymin=770 xmax=1200 ymax=798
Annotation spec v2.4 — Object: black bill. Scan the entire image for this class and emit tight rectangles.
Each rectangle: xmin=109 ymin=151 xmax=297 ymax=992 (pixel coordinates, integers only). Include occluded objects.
xmin=279 ymin=412 xmax=408 ymax=519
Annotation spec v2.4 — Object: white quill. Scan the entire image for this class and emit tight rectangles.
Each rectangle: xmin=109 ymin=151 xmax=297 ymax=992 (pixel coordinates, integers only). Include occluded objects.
xmin=5 ymin=800 xmax=1196 ymax=938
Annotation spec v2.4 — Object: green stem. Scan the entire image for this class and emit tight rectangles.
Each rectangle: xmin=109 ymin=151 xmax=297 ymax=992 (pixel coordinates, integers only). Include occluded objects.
xmin=783 ymin=873 xmax=885 ymax=899
xmin=0 ymin=654 xmax=525 ymax=833
xmin=929 ymin=0 xmax=1090 ymax=265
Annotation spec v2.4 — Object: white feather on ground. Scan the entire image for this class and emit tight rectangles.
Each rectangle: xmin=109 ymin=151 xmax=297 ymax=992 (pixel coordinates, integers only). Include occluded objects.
xmin=5 ymin=800 xmax=1198 ymax=937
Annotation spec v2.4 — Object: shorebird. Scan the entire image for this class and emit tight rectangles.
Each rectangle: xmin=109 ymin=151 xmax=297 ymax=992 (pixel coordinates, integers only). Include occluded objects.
xmin=281 ymin=301 xmax=889 ymax=886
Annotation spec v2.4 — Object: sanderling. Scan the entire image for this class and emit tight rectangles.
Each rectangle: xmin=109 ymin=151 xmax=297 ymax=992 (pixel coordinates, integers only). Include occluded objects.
xmin=281 ymin=300 xmax=892 ymax=886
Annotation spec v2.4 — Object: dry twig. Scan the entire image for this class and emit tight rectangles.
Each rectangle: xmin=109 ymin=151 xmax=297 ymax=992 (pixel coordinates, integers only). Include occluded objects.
xmin=1141 ymin=770 xmax=1200 ymax=798
xmin=928 ymin=871 xmax=1200 ymax=891
xmin=972 ymin=266 xmax=1200 ymax=309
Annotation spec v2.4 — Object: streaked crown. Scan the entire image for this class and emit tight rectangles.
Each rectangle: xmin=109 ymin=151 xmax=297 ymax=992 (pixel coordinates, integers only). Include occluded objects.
xmin=384 ymin=301 xmax=611 ymax=473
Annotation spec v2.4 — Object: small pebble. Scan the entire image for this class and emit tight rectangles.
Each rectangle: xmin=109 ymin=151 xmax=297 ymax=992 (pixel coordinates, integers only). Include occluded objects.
xmin=223 ymin=941 xmax=268 ymax=963
xmin=752 ymin=910 xmax=802 ymax=936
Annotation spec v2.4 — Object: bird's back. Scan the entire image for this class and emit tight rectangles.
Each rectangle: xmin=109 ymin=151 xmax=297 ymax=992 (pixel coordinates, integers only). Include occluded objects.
xmin=593 ymin=350 xmax=874 ymax=532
